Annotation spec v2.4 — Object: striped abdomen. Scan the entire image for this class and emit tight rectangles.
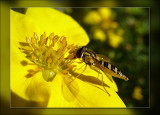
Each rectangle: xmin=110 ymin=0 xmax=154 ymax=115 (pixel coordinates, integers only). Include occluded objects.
xmin=99 ymin=60 xmax=128 ymax=81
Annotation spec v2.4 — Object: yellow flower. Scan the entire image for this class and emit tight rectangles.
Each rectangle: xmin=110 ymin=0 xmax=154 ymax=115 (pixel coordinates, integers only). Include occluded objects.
xmin=83 ymin=11 xmax=102 ymax=25
xmin=11 ymin=8 xmax=126 ymax=107
xmin=132 ymin=86 xmax=143 ymax=101
xmin=93 ymin=28 xmax=106 ymax=42
xmin=84 ymin=8 xmax=124 ymax=48
xmin=108 ymin=30 xmax=123 ymax=48
xmin=98 ymin=8 xmax=112 ymax=20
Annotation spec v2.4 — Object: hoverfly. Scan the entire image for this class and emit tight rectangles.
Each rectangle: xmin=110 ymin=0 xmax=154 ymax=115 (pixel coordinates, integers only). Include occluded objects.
xmin=75 ymin=46 xmax=129 ymax=95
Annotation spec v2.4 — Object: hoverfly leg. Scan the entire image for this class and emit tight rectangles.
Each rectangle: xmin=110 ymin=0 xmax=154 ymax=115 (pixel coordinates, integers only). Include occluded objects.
xmin=89 ymin=66 xmax=110 ymax=96
xmin=72 ymin=61 xmax=84 ymax=64
xmin=96 ymin=70 xmax=110 ymax=96
xmin=69 ymin=64 xmax=87 ymax=84
xmin=97 ymin=72 xmax=99 ymax=79
xmin=100 ymin=72 xmax=110 ymax=96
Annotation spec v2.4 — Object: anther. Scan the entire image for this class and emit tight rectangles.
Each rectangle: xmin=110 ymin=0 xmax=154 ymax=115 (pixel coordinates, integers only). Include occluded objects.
xmin=26 ymin=37 xmax=31 ymax=44
xmin=67 ymin=44 xmax=74 ymax=49
xmin=32 ymin=54 xmax=37 ymax=62
xmin=52 ymin=35 xmax=59 ymax=46
xmin=45 ymin=51 xmax=50 ymax=57
xmin=40 ymin=32 xmax=47 ymax=45
xmin=26 ymin=37 xmax=34 ymax=51
xmin=31 ymin=37 xmax=36 ymax=44
xmin=49 ymin=32 xmax=54 ymax=40
xmin=34 ymin=32 xmax=38 ymax=40
xmin=47 ymin=57 xmax=52 ymax=64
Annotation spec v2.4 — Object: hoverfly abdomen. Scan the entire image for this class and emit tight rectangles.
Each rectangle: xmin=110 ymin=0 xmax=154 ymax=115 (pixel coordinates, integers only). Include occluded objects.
xmin=114 ymin=67 xmax=122 ymax=76
xmin=103 ymin=61 xmax=117 ymax=74
xmin=102 ymin=61 xmax=128 ymax=80
xmin=104 ymin=61 xmax=109 ymax=69
xmin=117 ymin=69 xmax=120 ymax=74
xmin=114 ymin=68 xmax=129 ymax=81
xmin=99 ymin=60 xmax=116 ymax=73
xmin=111 ymin=65 xmax=116 ymax=73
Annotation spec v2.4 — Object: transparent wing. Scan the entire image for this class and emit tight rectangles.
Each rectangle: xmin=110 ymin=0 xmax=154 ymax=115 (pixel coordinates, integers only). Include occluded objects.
xmin=93 ymin=59 xmax=114 ymax=82
xmin=61 ymin=73 xmax=79 ymax=102
xmin=96 ymin=54 xmax=111 ymax=63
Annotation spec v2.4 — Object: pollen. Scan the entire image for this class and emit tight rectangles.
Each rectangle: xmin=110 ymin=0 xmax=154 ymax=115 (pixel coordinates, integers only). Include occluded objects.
xmin=20 ymin=32 xmax=77 ymax=82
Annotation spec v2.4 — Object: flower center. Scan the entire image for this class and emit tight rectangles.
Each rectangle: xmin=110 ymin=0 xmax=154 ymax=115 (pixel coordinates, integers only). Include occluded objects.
xmin=20 ymin=32 xmax=78 ymax=82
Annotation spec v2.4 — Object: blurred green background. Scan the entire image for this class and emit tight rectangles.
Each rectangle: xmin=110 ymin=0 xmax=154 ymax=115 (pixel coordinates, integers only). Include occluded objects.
xmin=1 ymin=0 xmax=160 ymax=115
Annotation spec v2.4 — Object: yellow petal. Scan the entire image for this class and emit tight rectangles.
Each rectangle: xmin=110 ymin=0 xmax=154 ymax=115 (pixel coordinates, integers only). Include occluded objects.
xmin=10 ymin=10 xmax=41 ymax=44
xmin=25 ymin=8 xmax=89 ymax=46
xmin=47 ymin=73 xmax=125 ymax=107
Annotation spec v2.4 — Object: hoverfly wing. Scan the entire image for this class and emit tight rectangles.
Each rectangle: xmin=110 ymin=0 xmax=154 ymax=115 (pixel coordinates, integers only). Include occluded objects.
xmin=99 ymin=66 xmax=114 ymax=82
xmin=96 ymin=54 xmax=111 ymax=63
xmin=93 ymin=59 xmax=114 ymax=82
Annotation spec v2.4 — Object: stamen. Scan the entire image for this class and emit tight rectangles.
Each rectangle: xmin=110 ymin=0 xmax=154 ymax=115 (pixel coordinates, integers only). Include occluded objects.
xmin=47 ymin=57 xmax=52 ymax=64
xmin=26 ymin=36 xmax=31 ymax=44
xmin=32 ymin=54 xmax=37 ymax=63
xmin=31 ymin=36 xmax=36 ymax=44
xmin=26 ymin=37 xmax=34 ymax=51
xmin=34 ymin=32 xmax=38 ymax=40
xmin=51 ymin=35 xmax=59 ymax=47
xmin=49 ymin=32 xmax=54 ymax=40
xmin=20 ymin=32 xmax=78 ymax=82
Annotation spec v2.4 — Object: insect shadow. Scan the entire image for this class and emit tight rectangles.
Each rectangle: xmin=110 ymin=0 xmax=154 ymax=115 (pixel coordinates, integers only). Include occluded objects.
xmin=69 ymin=70 xmax=111 ymax=92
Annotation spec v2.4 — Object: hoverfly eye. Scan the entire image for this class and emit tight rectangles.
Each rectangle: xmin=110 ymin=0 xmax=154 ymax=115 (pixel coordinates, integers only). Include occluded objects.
xmin=76 ymin=46 xmax=86 ymax=58
xmin=76 ymin=48 xmax=82 ymax=58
